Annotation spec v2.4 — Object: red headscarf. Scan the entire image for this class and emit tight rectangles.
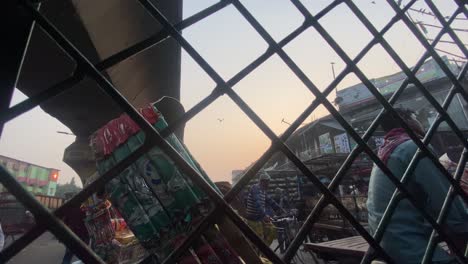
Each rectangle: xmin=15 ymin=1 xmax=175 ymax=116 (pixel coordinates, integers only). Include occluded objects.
xmin=378 ymin=128 xmax=411 ymax=165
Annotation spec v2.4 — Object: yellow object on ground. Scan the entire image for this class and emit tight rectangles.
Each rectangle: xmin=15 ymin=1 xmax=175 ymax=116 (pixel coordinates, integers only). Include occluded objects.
xmin=260 ymin=256 xmax=273 ymax=264
xmin=114 ymin=230 xmax=136 ymax=244
xmin=217 ymin=216 xmax=264 ymax=264
xmin=246 ymin=219 xmax=277 ymax=246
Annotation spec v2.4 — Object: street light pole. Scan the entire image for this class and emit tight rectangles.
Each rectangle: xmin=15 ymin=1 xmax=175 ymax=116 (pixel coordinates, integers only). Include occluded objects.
xmin=330 ymin=62 xmax=336 ymax=80
xmin=57 ymin=131 xmax=75 ymax=136
xmin=331 ymin=62 xmax=339 ymax=96
xmin=281 ymin=118 xmax=292 ymax=126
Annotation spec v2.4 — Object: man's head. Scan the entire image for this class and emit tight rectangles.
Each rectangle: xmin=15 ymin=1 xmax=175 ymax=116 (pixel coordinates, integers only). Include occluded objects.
xmin=259 ymin=171 xmax=271 ymax=189
xmin=380 ymin=108 xmax=425 ymax=137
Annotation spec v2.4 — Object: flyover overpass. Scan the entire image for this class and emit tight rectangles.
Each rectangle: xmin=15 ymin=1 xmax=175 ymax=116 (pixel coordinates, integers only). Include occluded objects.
xmin=14 ymin=0 xmax=183 ymax=182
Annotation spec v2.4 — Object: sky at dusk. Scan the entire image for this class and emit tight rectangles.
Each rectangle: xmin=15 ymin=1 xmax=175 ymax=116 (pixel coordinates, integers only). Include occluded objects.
xmin=0 ymin=0 xmax=466 ymax=185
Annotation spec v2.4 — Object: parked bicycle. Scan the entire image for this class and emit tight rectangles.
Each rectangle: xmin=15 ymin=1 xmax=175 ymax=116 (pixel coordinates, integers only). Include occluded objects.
xmin=272 ymin=210 xmax=309 ymax=264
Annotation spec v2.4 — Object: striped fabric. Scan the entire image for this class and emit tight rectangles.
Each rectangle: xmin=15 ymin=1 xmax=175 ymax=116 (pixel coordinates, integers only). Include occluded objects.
xmin=245 ymin=184 xmax=278 ymax=221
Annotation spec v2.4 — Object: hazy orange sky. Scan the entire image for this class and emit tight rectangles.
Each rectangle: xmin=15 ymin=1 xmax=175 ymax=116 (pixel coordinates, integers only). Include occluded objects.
xmin=0 ymin=0 xmax=466 ymax=185
xmin=180 ymin=0 xmax=467 ymax=182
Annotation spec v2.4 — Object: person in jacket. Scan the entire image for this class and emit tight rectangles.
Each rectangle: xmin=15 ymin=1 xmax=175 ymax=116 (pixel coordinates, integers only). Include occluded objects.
xmin=367 ymin=108 xmax=467 ymax=264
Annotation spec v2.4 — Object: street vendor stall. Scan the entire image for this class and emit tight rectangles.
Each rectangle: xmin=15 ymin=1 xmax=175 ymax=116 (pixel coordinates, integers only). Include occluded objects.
xmin=88 ymin=101 xmax=248 ymax=263
xmin=82 ymin=191 xmax=146 ymax=264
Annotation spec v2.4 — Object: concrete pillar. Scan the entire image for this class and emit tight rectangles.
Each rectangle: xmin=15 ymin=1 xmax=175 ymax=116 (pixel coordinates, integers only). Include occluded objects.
xmin=63 ymin=137 xmax=97 ymax=185
xmin=71 ymin=0 xmax=183 ymax=107
xmin=16 ymin=1 xmax=182 ymax=183
xmin=65 ymin=1 xmax=182 ymax=183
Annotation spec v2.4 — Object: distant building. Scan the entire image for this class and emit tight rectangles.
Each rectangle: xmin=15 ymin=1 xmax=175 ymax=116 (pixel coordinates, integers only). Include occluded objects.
xmin=277 ymin=56 xmax=467 ymax=168
xmin=333 ymin=56 xmax=468 ymax=155
xmin=240 ymin=57 xmax=467 ymax=200
xmin=0 ymin=155 xmax=59 ymax=196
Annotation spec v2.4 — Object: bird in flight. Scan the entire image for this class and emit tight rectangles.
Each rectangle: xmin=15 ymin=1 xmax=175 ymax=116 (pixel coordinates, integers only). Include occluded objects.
xmin=217 ymin=118 xmax=224 ymax=123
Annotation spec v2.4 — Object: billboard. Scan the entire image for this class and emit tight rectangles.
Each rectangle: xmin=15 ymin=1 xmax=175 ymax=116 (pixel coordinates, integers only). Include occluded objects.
xmin=319 ymin=133 xmax=334 ymax=154
xmin=334 ymin=133 xmax=351 ymax=153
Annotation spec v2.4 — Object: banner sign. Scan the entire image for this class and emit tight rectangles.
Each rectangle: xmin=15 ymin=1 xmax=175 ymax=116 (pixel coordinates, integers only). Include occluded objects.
xmin=334 ymin=133 xmax=351 ymax=153
xmin=319 ymin=133 xmax=334 ymax=154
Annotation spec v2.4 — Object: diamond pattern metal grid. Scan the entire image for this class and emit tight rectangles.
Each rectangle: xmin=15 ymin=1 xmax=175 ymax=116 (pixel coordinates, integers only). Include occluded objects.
xmin=0 ymin=0 xmax=467 ymax=263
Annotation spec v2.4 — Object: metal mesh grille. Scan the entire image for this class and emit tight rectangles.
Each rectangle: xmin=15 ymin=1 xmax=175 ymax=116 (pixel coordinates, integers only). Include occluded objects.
xmin=1 ymin=0 xmax=467 ymax=263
